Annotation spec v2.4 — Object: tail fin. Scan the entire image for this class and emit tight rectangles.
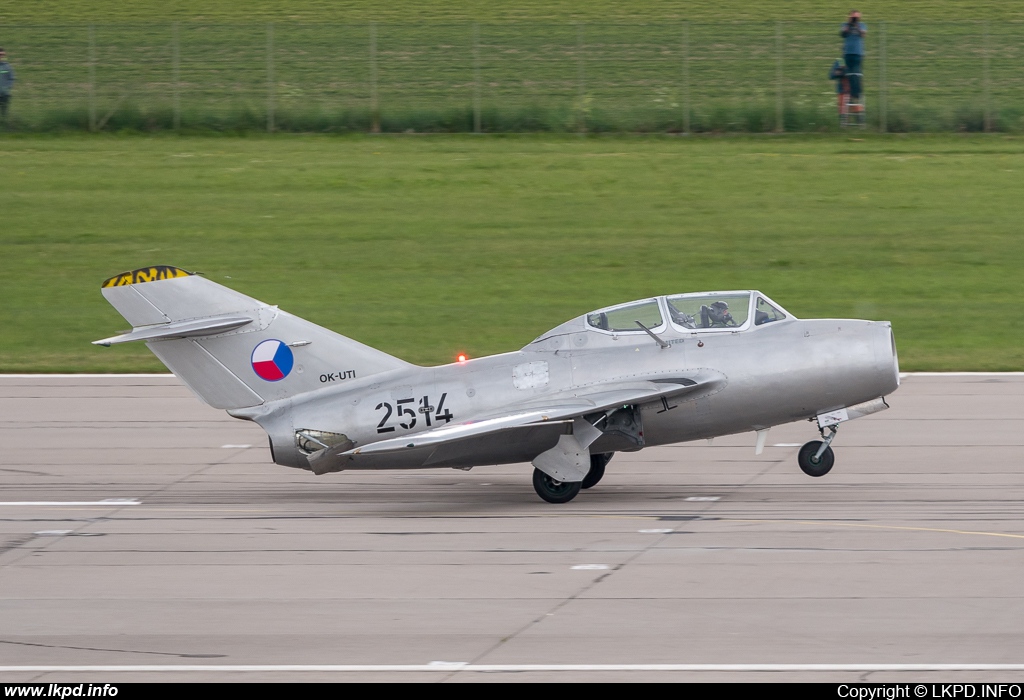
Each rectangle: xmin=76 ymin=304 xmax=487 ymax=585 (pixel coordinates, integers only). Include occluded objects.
xmin=95 ymin=266 xmax=411 ymax=410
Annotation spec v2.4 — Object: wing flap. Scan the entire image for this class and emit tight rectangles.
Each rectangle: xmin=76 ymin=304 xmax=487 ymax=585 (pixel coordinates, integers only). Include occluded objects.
xmin=341 ymin=370 xmax=726 ymax=460
xmin=345 ymin=409 xmax=584 ymax=456
xmin=307 ymin=421 xmax=570 ymax=474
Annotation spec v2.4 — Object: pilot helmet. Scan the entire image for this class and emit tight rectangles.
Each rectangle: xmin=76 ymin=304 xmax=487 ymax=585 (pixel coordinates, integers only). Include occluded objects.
xmin=710 ymin=301 xmax=729 ymax=312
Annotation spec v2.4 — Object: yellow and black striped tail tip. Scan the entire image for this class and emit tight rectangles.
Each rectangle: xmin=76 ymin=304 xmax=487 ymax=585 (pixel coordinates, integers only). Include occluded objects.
xmin=101 ymin=266 xmax=194 ymax=288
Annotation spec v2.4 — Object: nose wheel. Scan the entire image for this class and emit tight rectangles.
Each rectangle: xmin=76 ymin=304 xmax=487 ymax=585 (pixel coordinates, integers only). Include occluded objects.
xmin=533 ymin=468 xmax=582 ymax=504
xmin=798 ymin=441 xmax=835 ymax=476
xmin=798 ymin=425 xmax=838 ymax=477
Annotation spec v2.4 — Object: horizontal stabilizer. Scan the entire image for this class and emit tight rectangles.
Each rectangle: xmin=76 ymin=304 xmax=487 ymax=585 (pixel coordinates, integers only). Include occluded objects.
xmin=93 ymin=314 xmax=253 ymax=346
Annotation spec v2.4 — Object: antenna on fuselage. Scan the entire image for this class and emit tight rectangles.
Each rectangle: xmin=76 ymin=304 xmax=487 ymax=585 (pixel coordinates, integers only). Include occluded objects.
xmin=634 ymin=320 xmax=671 ymax=350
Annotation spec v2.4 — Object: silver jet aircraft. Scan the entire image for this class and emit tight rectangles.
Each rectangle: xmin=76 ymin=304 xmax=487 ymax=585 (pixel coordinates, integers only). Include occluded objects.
xmin=95 ymin=266 xmax=900 ymax=504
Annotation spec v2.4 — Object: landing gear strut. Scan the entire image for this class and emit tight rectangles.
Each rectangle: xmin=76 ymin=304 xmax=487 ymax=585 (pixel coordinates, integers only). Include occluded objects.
xmin=532 ymin=468 xmax=582 ymax=504
xmin=798 ymin=425 xmax=838 ymax=477
xmin=582 ymin=453 xmax=612 ymax=490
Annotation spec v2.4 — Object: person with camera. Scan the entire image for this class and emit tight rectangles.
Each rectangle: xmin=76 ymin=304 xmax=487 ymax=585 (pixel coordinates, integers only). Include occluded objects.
xmin=840 ymin=11 xmax=867 ymax=111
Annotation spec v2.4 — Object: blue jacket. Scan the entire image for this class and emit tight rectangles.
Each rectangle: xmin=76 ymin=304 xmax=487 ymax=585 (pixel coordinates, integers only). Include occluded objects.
xmin=829 ymin=59 xmax=848 ymax=93
xmin=840 ymin=22 xmax=867 ymax=55
xmin=0 ymin=61 xmax=14 ymax=96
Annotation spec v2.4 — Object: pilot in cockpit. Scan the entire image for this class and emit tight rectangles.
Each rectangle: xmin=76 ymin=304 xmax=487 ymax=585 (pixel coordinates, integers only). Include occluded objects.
xmin=701 ymin=301 xmax=737 ymax=328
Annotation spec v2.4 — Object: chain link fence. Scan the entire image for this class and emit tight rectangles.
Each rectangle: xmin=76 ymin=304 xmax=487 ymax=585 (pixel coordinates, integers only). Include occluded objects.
xmin=2 ymin=22 xmax=1022 ymax=132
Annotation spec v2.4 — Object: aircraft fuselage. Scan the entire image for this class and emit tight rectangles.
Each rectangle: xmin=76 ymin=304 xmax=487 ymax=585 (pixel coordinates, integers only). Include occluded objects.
xmin=244 ymin=315 xmax=899 ymax=472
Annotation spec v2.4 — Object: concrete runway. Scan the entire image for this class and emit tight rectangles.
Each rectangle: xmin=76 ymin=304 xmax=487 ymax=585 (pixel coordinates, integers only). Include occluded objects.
xmin=1 ymin=373 xmax=1023 ymax=683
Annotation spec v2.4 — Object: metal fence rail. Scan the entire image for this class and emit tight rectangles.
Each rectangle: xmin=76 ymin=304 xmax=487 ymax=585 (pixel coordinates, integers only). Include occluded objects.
xmin=1 ymin=21 xmax=1021 ymax=132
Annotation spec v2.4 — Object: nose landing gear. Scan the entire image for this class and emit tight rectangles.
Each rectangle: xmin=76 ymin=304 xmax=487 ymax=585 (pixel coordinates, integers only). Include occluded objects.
xmin=798 ymin=424 xmax=838 ymax=477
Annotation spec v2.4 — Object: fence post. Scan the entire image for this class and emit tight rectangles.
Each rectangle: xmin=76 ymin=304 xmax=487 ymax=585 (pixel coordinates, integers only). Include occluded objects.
xmin=473 ymin=23 xmax=481 ymax=134
xmin=983 ymin=20 xmax=992 ymax=132
xmin=370 ymin=22 xmax=380 ymax=133
xmin=172 ymin=22 xmax=181 ymax=131
xmin=266 ymin=23 xmax=275 ymax=133
xmin=577 ymin=22 xmax=586 ymax=134
xmin=879 ymin=21 xmax=887 ymax=133
xmin=775 ymin=21 xmax=783 ymax=133
xmin=88 ymin=25 xmax=97 ymax=132
xmin=682 ymin=21 xmax=690 ymax=134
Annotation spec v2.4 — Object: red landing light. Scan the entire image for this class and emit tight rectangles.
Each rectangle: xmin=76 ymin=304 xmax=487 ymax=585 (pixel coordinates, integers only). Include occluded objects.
xmin=457 ymin=353 xmax=468 ymax=364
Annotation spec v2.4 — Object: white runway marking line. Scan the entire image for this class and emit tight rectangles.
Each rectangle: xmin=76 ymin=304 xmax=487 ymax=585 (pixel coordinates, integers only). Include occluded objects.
xmin=571 ymin=564 xmax=610 ymax=570
xmin=772 ymin=443 xmax=802 ymax=447
xmin=638 ymin=529 xmax=673 ymax=534
xmin=0 ymin=498 xmax=140 ymax=506
xmin=899 ymin=372 xmax=1024 ymax=377
xmin=4 ymin=664 xmax=1024 ymax=673
xmin=685 ymin=496 xmax=720 ymax=501
xmin=220 ymin=444 xmax=252 ymax=449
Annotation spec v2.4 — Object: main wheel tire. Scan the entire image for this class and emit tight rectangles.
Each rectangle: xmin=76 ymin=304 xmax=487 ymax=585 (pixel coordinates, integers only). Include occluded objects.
xmin=532 ymin=468 xmax=582 ymax=504
xmin=797 ymin=441 xmax=835 ymax=477
xmin=581 ymin=453 xmax=612 ymax=490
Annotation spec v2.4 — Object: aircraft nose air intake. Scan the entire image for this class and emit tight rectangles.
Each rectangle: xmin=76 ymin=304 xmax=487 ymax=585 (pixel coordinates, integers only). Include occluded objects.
xmin=890 ymin=327 xmax=900 ymax=387
xmin=875 ymin=323 xmax=900 ymax=392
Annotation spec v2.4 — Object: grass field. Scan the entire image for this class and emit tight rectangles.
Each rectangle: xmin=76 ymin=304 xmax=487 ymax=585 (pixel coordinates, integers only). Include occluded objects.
xmin=3 ymin=20 xmax=1021 ymax=134
xmin=5 ymin=1 xmax=1021 ymax=23
xmin=0 ymin=133 xmax=1021 ymax=372
xmin=2 ymin=3 xmax=1022 ymax=133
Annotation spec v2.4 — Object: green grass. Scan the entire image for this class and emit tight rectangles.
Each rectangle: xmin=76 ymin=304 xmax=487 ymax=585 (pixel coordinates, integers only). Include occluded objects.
xmin=4 ymin=1 xmax=1022 ymax=23
xmin=1 ymin=133 xmax=1022 ymax=372
xmin=2 ymin=19 xmax=1022 ymax=134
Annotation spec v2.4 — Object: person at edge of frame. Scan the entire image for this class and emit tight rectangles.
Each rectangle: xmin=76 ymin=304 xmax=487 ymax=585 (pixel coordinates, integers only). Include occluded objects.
xmin=840 ymin=11 xmax=867 ymax=110
xmin=0 ymin=48 xmax=14 ymax=125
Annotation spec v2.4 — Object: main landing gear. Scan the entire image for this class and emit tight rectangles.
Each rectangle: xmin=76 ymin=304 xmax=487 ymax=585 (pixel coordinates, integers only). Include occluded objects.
xmin=532 ymin=468 xmax=582 ymax=504
xmin=533 ymin=453 xmax=614 ymax=504
xmin=582 ymin=453 xmax=612 ymax=489
xmin=798 ymin=425 xmax=838 ymax=477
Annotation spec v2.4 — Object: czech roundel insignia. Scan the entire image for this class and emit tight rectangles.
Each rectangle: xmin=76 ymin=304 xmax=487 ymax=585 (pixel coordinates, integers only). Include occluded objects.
xmin=251 ymin=340 xmax=294 ymax=382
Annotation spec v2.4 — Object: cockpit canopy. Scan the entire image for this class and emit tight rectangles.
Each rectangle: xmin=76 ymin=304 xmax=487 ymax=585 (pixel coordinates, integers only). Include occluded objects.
xmin=586 ymin=298 xmax=664 ymax=333
xmin=531 ymin=291 xmax=791 ymax=346
xmin=664 ymin=292 xmax=752 ymax=329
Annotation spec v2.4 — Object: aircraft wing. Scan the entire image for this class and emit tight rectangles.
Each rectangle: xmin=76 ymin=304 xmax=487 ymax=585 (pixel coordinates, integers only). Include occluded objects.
xmin=337 ymin=368 xmax=725 ymax=461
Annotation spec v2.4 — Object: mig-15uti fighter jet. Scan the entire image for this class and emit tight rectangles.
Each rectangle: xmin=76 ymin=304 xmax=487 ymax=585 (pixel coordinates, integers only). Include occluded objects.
xmin=95 ymin=266 xmax=900 ymax=504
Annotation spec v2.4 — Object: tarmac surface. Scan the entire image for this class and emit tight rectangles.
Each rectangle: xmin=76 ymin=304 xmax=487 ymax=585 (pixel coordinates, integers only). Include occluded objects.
xmin=1 ymin=373 xmax=1023 ymax=683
